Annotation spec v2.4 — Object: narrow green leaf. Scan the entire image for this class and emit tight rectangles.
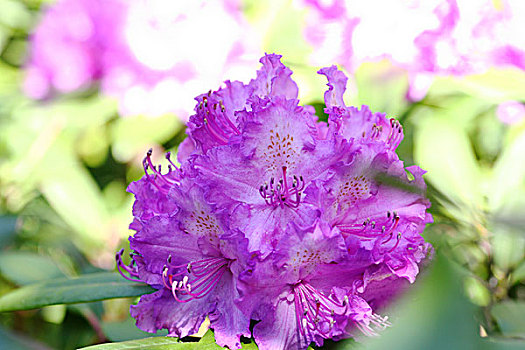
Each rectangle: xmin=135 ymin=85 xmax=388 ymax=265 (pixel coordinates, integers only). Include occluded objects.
xmin=80 ymin=337 xmax=186 ymax=350
xmin=80 ymin=330 xmax=221 ymax=350
xmin=80 ymin=330 xmax=259 ymax=350
xmin=0 ymin=272 xmax=155 ymax=312
xmin=102 ymin=318 xmax=167 ymax=342
xmin=0 ymin=251 xmax=65 ymax=285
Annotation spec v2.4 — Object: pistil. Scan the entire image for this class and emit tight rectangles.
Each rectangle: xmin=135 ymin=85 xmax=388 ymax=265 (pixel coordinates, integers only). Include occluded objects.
xmin=259 ymin=166 xmax=305 ymax=208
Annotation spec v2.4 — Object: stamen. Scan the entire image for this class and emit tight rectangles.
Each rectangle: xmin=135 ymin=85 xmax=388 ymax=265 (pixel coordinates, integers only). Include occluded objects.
xmin=197 ymin=94 xmax=240 ymax=144
xmin=259 ymin=166 xmax=305 ymax=208
xmin=292 ymin=282 xmax=349 ymax=341
xmin=355 ymin=312 xmax=392 ymax=337
xmin=142 ymin=149 xmax=181 ymax=195
xmin=386 ymin=118 xmax=403 ymax=149
xmin=338 ymin=211 xmax=400 ymax=243
xmin=115 ymin=249 xmax=142 ymax=282
xmin=163 ymin=256 xmax=230 ymax=303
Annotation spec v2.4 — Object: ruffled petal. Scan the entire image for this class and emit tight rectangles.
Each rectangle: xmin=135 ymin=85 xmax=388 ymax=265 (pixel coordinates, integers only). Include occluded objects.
xmin=131 ymin=289 xmax=214 ymax=337
xmin=209 ymin=273 xmax=251 ymax=349
xmin=318 ymin=65 xmax=348 ymax=108
xmin=249 ymin=54 xmax=298 ymax=99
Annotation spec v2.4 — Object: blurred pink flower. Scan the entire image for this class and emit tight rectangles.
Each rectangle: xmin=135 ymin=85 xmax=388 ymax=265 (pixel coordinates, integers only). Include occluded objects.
xmin=299 ymin=0 xmax=525 ymax=100
xmin=497 ymin=101 xmax=525 ymax=125
xmin=24 ymin=0 xmax=260 ymax=119
xmin=23 ymin=0 xmax=119 ymax=98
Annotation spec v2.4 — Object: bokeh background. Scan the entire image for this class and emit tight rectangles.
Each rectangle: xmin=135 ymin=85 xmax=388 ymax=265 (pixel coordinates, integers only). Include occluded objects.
xmin=0 ymin=0 xmax=524 ymax=349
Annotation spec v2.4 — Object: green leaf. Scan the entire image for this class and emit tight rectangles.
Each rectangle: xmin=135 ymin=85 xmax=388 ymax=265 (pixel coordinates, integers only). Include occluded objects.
xmin=491 ymin=301 xmax=525 ymax=339
xmin=80 ymin=330 xmax=221 ymax=350
xmin=80 ymin=330 xmax=259 ymax=350
xmin=80 ymin=337 xmax=184 ymax=350
xmin=511 ymin=260 xmax=525 ymax=284
xmin=102 ymin=317 xmax=167 ymax=342
xmin=0 ymin=272 xmax=155 ymax=312
xmin=0 ymin=251 xmax=65 ymax=285
xmin=0 ymin=325 xmax=52 ymax=350
xmin=39 ymin=144 xmax=110 ymax=247
xmin=414 ymin=111 xmax=482 ymax=212
xmin=0 ymin=216 xmax=17 ymax=248
xmin=482 ymin=338 xmax=525 ymax=350
xmin=345 ymin=253 xmax=484 ymax=350
xmin=489 ymin=127 xmax=525 ymax=213
xmin=491 ymin=231 xmax=525 ymax=271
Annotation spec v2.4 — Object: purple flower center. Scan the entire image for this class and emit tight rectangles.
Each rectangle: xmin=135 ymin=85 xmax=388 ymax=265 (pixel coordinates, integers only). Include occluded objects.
xmin=259 ymin=166 xmax=305 ymax=208
xmin=162 ymin=256 xmax=231 ymax=303
xmin=292 ymin=282 xmax=348 ymax=339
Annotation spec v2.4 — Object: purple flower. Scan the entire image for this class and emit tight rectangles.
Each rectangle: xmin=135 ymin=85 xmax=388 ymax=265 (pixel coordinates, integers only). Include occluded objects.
xmin=119 ymin=172 xmax=252 ymax=348
xmin=119 ymin=54 xmax=432 ymax=350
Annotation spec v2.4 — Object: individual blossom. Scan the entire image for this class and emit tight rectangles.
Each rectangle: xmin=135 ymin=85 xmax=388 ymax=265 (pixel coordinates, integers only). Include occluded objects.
xmin=118 ymin=156 xmax=252 ymax=348
xmin=119 ymin=54 xmax=432 ymax=350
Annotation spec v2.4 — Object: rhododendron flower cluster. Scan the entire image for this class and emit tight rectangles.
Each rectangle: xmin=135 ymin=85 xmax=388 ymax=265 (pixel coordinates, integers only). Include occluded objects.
xmin=117 ymin=54 xmax=432 ymax=350
xmin=300 ymin=0 xmax=525 ymax=100
xmin=24 ymin=0 xmax=258 ymax=118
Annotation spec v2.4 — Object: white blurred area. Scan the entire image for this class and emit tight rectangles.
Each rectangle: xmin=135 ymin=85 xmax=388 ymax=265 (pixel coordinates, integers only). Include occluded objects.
xmin=104 ymin=0 xmax=261 ymax=119
xmin=24 ymin=0 xmax=262 ymax=120
xmin=298 ymin=0 xmax=525 ymax=100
